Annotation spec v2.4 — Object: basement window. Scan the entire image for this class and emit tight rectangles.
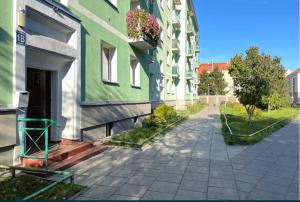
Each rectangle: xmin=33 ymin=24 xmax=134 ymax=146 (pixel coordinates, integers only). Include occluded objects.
xmin=106 ymin=123 xmax=113 ymax=137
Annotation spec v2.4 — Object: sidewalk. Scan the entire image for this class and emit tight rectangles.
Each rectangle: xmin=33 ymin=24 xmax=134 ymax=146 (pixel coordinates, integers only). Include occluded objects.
xmin=71 ymin=106 xmax=299 ymax=200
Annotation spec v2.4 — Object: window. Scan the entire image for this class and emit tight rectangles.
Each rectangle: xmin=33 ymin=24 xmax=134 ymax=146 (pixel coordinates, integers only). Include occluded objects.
xmin=160 ymin=0 xmax=164 ymax=10
xmin=292 ymin=77 xmax=296 ymax=93
xmin=101 ymin=42 xmax=117 ymax=83
xmin=167 ymin=0 xmax=171 ymax=10
xmin=130 ymin=56 xmax=140 ymax=87
xmin=167 ymin=51 xmax=170 ymax=65
xmin=160 ymin=26 xmax=164 ymax=42
xmin=130 ymin=0 xmax=140 ymax=10
xmin=107 ymin=0 xmax=117 ymax=7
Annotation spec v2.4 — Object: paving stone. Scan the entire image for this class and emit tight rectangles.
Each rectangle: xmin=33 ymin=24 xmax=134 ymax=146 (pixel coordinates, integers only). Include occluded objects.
xmin=286 ymin=192 xmax=299 ymax=200
xmin=247 ymin=189 xmax=285 ymax=200
xmin=136 ymin=168 xmax=161 ymax=177
xmin=235 ymin=173 xmax=261 ymax=184
xmin=183 ymin=172 xmax=209 ymax=181
xmin=209 ymin=178 xmax=236 ymax=189
xmin=149 ymin=181 xmax=179 ymax=194
xmin=238 ymin=191 xmax=249 ymax=200
xmin=109 ymin=169 xmax=135 ymax=178
xmin=115 ymin=184 xmax=148 ymax=197
xmin=261 ymin=175 xmax=293 ymax=186
xmin=127 ymin=175 xmax=156 ymax=186
xmin=179 ymin=179 xmax=208 ymax=192
xmin=236 ymin=180 xmax=255 ymax=192
xmin=255 ymin=181 xmax=289 ymax=195
xmin=157 ymin=172 xmax=183 ymax=183
xmin=108 ymin=195 xmax=140 ymax=200
xmin=80 ymin=185 xmax=116 ymax=199
xmin=97 ymin=176 xmax=127 ymax=187
xmin=162 ymin=165 xmax=187 ymax=174
xmin=210 ymin=170 xmax=235 ymax=180
xmin=141 ymin=191 xmax=174 ymax=200
xmin=207 ymin=187 xmax=239 ymax=200
xmin=289 ymin=183 xmax=299 ymax=193
xmin=174 ymin=189 xmax=207 ymax=200
xmin=186 ymin=165 xmax=209 ymax=174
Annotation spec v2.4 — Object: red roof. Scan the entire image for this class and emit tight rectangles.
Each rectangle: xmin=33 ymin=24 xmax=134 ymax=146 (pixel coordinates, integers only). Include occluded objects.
xmin=290 ymin=68 xmax=300 ymax=75
xmin=198 ymin=62 xmax=230 ymax=76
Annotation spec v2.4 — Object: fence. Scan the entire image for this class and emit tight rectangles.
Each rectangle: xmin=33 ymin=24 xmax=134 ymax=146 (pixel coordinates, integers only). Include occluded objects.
xmin=198 ymin=95 xmax=239 ymax=105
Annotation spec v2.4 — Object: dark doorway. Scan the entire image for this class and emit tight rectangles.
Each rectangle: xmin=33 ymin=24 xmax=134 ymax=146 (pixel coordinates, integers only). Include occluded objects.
xmin=26 ymin=68 xmax=51 ymax=148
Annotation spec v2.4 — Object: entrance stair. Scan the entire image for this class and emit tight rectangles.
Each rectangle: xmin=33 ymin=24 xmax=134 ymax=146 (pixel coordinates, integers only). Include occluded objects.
xmin=20 ymin=141 xmax=107 ymax=170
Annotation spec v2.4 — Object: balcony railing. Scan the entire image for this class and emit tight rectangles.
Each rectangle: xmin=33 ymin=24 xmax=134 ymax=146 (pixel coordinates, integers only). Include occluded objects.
xmin=186 ymin=70 xmax=193 ymax=79
xmin=186 ymin=46 xmax=193 ymax=57
xmin=173 ymin=0 xmax=181 ymax=5
xmin=172 ymin=66 xmax=180 ymax=77
xmin=172 ymin=38 xmax=180 ymax=52
xmin=128 ymin=34 xmax=156 ymax=51
xmin=186 ymin=24 xmax=195 ymax=36
xmin=172 ymin=11 xmax=180 ymax=29
xmin=194 ymin=44 xmax=200 ymax=53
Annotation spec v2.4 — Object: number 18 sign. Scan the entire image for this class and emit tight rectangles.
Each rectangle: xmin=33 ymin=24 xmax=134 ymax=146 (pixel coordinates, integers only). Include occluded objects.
xmin=16 ymin=31 xmax=26 ymax=46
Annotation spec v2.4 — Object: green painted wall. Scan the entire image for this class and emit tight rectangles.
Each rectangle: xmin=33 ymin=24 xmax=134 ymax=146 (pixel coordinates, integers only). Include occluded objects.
xmin=71 ymin=1 xmax=150 ymax=102
xmin=0 ymin=1 xmax=13 ymax=104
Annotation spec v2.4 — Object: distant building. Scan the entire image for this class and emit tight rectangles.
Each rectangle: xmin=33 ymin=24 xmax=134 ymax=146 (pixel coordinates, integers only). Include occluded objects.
xmin=198 ymin=62 xmax=234 ymax=96
xmin=287 ymin=68 xmax=300 ymax=104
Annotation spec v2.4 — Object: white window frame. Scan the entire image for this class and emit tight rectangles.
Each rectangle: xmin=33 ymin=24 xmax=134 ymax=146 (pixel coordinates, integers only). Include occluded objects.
xmin=167 ymin=22 xmax=170 ymax=38
xmin=167 ymin=51 xmax=170 ymax=66
xmin=160 ymin=0 xmax=164 ymax=10
xmin=101 ymin=42 xmax=117 ymax=83
xmin=108 ymin=0 xmax=117 ymax=7
xmin=130 ymin=56 xmax=141 ymax=87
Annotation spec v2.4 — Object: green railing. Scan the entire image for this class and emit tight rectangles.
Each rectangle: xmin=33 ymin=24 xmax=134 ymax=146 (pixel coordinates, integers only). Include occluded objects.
xmin=172 ymin=11 xmax=180 ymax=24
xmin=186 ymin=46 xmax=193 ymax=56
xmin=194 ymin=44 xmax=200 ymax=53
xmin=172 ymin=66 xmax=180 ymax=77
xmin=18 ymin=118 xmax=59 ymax=169
xmin=172 ymin=38 xmax=180 ymax=50
xmin=186 ymin=70 xmax=193 ymax=79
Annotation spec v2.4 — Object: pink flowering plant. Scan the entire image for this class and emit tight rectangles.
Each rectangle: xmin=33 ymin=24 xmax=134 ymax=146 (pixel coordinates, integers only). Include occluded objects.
xmin=126 ymin=9 xmax=160 ymax=45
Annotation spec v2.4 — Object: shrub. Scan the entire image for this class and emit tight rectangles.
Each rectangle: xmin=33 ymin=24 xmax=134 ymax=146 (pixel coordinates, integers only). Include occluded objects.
xmin=154 ymin=104 xmax=177 ymax=125
xmin=142 ymin=115 xmax=159 ymax=128
xmin=227 ymin=103 xmax=245 ymax=113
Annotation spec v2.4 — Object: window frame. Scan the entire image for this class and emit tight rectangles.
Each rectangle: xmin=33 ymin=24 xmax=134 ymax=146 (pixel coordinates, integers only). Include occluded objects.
xmin=101 ymin=42 xmax=118 ymax=84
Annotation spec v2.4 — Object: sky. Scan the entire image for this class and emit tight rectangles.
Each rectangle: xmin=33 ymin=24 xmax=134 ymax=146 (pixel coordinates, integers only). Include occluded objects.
xmin=193 ymin=0 xmax=299 ymax=71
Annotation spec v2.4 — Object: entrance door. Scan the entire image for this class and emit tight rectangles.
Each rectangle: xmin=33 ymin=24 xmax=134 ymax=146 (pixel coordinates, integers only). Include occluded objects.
xmin=26 ymin=68 xmax=51 ymax=146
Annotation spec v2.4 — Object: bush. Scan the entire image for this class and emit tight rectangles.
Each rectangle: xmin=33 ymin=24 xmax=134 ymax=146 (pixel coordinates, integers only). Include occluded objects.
xmin=227 ymin=103 xmax=245 ymax=113
xmin=142 ymin=115 xmax=159 ymax=128
xmin=154 ymin=104 xmax=177 ymax=125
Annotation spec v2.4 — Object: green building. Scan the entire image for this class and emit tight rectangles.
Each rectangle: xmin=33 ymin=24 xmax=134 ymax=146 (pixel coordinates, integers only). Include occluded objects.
xmin=0 ymin=0 xmax=199 ymax=164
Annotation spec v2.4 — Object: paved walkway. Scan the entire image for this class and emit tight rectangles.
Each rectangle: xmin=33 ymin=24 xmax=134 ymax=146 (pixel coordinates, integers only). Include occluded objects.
xmin=71 ymin=106 xmax=299 ymax=200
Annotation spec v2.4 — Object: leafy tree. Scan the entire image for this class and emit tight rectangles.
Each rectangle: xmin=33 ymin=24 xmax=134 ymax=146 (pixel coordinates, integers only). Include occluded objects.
xmin=198 ymin=70 xmax=211 ymax=95
xmin=209 ymin=66 xmax=227 ymax=95
xmin=229 ymin=47 xmax=290 ymax=123
xmin=229 ymin=47 xmax=267 ymax=123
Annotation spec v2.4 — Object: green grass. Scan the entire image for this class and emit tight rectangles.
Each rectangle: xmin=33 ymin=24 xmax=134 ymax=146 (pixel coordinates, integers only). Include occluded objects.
xmin=106 ymin=102 xmax=208 ymax=148
xmin=106 ymin=116 xmax=186 ymax=148
xmin=0 ymin=175 xmax=83 ymax=200
xmin=220 ymin=105 xmax=299 ymax=145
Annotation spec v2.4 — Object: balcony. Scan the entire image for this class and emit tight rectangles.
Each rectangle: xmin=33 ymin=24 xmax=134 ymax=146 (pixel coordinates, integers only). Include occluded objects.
xmin=172 ymin=66 xmax=180 ymax=77
xmin=186 ymin=47 xmax=193 ymax=58
xmin=193 ymin=78 xmax=200 ymax=85
xmin=173 ymin=0 xmax=181 ymax=5
xmin=194 ymin=44 xmax=200 ymax=53
xmin=186 ymin=70 xmax=193 ymax=79
xmin=127 ymin=9 xmax=160 ymax=51
xmin=172 ymin=38 xmax=180 ymax=52
xmin=194 ymin=60 xmax=200 ymax=68
xmin=186 ymin=24 xmax=194 ymax=36
xmin=128 ymin=35 xmax=156 ymax=51
xmin=172 ymin=11 xmax=180 ymax=29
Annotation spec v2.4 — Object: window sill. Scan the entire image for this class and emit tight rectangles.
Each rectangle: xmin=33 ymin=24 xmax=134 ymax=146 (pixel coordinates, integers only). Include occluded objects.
xmin=103 ymin=80 xmax=120 ymax=86
xmin=131 ymin=85 xmax=141 ymax=89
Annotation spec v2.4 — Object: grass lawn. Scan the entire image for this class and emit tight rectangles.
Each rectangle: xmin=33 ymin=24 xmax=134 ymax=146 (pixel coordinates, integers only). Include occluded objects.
xmin=106 ymin=116 xmax=186 ymax=148
xmin=107 ymin=102 xmax=208 ymax=148
xmin=220 ymin=105 xmax=299 ymax=145
xmin=0 ymin=175 xmax=83 ymax=200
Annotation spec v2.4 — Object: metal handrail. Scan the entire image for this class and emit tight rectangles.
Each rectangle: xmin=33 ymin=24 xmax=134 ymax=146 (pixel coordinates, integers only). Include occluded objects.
xmin=17 ymin=118 xmax=60 ymax=169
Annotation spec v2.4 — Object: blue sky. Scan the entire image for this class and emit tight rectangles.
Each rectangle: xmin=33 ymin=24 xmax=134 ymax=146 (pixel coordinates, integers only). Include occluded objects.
xmin=193 ymin=0 xmax=299 ymax=71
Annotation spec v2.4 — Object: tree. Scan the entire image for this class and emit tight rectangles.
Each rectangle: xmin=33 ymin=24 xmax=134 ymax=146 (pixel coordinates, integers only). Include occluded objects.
xmin=229 ymin=47 xmax=267 ymax=123
xmin=229 ymin=47 xmax=290 ymax=123
xmin=209 ymin=66 xmax=227 ymax=95
xmin=198 ymin=70 xmax=211 ymax=95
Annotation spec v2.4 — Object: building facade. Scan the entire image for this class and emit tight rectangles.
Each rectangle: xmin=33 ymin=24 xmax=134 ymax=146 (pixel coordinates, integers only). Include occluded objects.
xmin=0 ymin=0 xmax=199 ymax=164
xmin=198 ymin=62 xmax=234 ymax=96
xmin=287 ymin=68 xmax=300 ymax=104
